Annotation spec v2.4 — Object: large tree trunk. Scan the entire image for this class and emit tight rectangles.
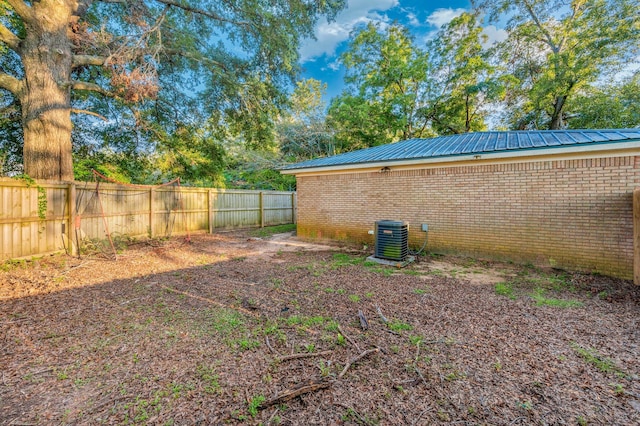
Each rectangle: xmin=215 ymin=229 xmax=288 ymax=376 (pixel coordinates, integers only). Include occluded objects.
xmin=19 ymin=3 xmax=74 ymax=181
xmin=549 ymin=95 xmax=567 ymax=130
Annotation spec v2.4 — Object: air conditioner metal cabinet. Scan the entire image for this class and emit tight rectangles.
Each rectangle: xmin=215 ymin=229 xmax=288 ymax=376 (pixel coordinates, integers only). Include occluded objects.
xmin=374 ymin=220 xmax=408 ymax=261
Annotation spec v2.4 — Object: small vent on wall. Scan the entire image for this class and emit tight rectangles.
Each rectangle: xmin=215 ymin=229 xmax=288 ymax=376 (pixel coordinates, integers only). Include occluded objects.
xmin=374 ymin=220 xmax=408 ymax=261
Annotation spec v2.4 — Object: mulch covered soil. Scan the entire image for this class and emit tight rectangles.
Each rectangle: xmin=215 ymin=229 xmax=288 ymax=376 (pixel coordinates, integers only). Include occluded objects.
xmin=1 ymin=230 xmax=640 ymax=425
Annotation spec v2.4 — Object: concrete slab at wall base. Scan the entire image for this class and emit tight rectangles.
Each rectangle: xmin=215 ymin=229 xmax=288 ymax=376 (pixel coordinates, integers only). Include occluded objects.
xmin=366 ymin=255 xmax=415 ymax=268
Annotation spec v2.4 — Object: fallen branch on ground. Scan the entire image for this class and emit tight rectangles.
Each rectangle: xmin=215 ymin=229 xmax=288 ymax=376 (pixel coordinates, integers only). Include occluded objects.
xmin=258 ymin=378 xmax=332 ymax=409
xmin=265 ymin=336 xmax=279 ymax=356
xmin=338 ymin=348 xmax=380 ymax=379
xmin=337 ymin=325 xmax=360 ymax=352
xmin=259 ymin=348 xmax=382 ymax=410
xmin=278 ymin=350 xmax=332 ymax=362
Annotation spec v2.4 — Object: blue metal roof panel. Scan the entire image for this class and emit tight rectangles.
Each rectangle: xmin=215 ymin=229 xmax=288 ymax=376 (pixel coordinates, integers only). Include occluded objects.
xmin=282 ymin=130 xmax=640 ymax=170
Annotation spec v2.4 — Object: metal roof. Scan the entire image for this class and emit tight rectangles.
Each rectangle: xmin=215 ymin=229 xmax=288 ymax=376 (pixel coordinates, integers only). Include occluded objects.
xmin=282 ymin=129 xmax=640 ymax=171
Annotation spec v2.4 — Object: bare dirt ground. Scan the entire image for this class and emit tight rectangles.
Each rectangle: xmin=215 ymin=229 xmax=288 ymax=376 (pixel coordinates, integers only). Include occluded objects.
xmin=1 ymin=229 xmax=640 ymax=425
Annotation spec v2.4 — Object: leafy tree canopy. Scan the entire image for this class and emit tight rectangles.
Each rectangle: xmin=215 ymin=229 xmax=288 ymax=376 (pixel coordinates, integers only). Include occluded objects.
xmin=475 ymin=0 xmax=640 ymax=129
xmin=0 ymin=0 xmax=346 ymax=180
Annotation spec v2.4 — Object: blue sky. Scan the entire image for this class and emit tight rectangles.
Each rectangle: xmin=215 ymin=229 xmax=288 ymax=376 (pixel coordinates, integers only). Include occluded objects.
xmin=298 ymin=0 xmax=507 ymax=102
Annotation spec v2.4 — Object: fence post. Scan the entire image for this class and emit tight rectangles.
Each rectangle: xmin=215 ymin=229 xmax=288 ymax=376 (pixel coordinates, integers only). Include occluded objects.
xmin=292 ymin=192 xmax=297 ymax=224
xmin=634 ymin=188 xmax=640 ymax=285
xmin=149 ymin=187 xmax=155 ymax=238
xmin=208 ymin=189 xmax=213 ymax=234
xmin=68 ymin=182 xmax=76 ymax=256
xmin=259 ymin=191 xmax=264 ymax=228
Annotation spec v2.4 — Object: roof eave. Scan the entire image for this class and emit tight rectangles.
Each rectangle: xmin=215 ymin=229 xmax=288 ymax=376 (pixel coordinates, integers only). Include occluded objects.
xmin=280 ymin=140 xmax=640 ymax=175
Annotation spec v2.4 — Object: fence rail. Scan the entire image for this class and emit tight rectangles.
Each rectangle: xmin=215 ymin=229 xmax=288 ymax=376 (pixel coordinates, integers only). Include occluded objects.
xmin=0 ymin=178 xmax=296 ymax=261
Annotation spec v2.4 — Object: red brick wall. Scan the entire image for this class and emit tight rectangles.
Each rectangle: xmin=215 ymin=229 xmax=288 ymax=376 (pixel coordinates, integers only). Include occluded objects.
xmin=296 ymin=156 xmax=640 ymax=279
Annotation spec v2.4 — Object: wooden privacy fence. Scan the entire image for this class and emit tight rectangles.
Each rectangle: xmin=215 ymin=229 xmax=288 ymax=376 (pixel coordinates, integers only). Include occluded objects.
xmin=0 ymin=178 xmax=296 ymax=261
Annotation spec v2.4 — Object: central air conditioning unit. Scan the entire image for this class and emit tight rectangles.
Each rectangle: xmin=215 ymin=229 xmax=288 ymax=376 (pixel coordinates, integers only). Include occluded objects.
xmin=374 ymin=220 xmax=408 ymax=262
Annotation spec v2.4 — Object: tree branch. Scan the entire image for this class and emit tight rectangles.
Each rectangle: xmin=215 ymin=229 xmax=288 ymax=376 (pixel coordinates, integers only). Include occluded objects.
xmin=71 ymin=108 xmax=108 ymax=121
xmin=69 ymin=81 xmax=113 ymax=96
xmin=5 ymin=0 xmax=33 ymax=22
xmin=155 ymin=0 xmax=250 ymax=27
xmin=72 ymin=54 xmax=108 ymax=68
xmin=0 ymin=72 xmax=23 ymax=96
xmin=521 ymin=0 xmax=558 ymax=53
xmin=0 ymin=22 xmax=21 ymax=51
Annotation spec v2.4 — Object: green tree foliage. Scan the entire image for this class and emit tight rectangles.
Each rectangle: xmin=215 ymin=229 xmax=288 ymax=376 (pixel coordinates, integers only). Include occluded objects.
xmin=568 ymin=73 xmax=640 ymax=129
xmin=0 ymin=0 xmax=346 ymax=180
xmin=329 ymin=23 xmax=432 ymax=150
xmin=278 ymin=79 xmax=335 ymax=160
xmin=328 ymin=16 xmax=500 ymax=152
xmin=426 ymin=12 xmax=507 ymax=134
xmin=475 ymin=0 xmax=640 ymax=129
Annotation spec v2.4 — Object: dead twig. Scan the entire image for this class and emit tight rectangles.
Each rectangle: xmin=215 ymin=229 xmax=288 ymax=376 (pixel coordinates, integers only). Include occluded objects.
xmin=375 ymin=304 xmax=388 ymax=324
xmin=265 ymin=335 xmax=279 ymax=356
xmin=335 ymin=402 xmax=368 ymax=424
xmin=337 ymin=325 xmax=360 ymax=352
xmin=412 ymin=407 xmax=432 ymax=425
xmin=267 ymin=407 xmax=279 ymax=424
xmin=259 ymin=377 xmax=332 ymax=409
xmin=357 ymin=310 xmax=369 ymax=330
xmin=338 ymin=348 xmax=380 ymax=379
xmin=278 ymin=350 xmax=332 ymax=362
xmin=413 ymin=364 xmax=427 ymax=384
xmin=384 ymin=327 xmax=401 ymax=336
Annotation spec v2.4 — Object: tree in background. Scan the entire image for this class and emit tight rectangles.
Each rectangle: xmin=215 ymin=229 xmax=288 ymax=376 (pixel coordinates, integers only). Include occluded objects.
xmin=425 ymin=12 xmax=507 ymax=134
xmin=328 ymin=15 xmax=502 ymax=152
xmin=475 ymin=0 xmax=640 ymax=129
xmin=278 ymin=79 xmax=335 ymax=160
xmin=0 ymin=0 xmax=345 ymax=180
xmin=329 ymin=23 xmax=432 ymax=150
xmin=568 ymin=72 xmax=640 ymax=129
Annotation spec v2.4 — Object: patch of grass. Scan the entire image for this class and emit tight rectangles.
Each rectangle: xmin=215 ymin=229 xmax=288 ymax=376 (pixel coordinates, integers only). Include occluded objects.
xmin=0 ymin=258 xmax=28 ymax=272
xmin=234 ymin=337 xmax=260 ymax=351
xmin=571 ymin=342 xmax=626 ymax=377
xmin=208 ymin=308 xmax=245 ymax=335
xmin=412 ymin=287 xmax=429 ymax=295
xmin=610 ymin=382 xmax=626 ymax=396
xmin=196 ymin=365 xmax=221 ymax=394
xmin=249 ymin=224 xmax=296 ymax=238
xmin=388 ymin=320 xmax=413 ymax=332
xmin=248 ymin=395 xmax=266 ymax=417
xmin=285 ymin=315 xmax=302 ymax=326
xmin=409 ymin=335 xmax=423 ymax=346
xmin=302 ymin=316 xmax=326 ymax=327
xmin=348 ymin=294 xmax=361 ymax=303
xmin=325 ymin=320 xmax=339 ymax=332
xmin=330 ymin=253 xmax=367 ymax=269
xmin=495 ymin=282 xmax=516 ymax=299
xmin=530 ymin=288 xmax=583 ymax=308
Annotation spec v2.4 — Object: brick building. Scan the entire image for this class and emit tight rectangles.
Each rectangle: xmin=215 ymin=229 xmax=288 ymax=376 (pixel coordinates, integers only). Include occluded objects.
xmin=281 ymin=130 xmax=640 ymax=279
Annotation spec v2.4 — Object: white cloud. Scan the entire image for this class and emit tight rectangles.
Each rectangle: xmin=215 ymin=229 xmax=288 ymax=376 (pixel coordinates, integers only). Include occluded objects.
xmin=405 ymin=11 xmax=420 ymax=27
xmin=482 ymin=25 xmax=508 ymax=46
xmin=426 ymin=8 xmax=466 ymax=28
xmin=300 ymin=0 xmax=399 ymax=62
